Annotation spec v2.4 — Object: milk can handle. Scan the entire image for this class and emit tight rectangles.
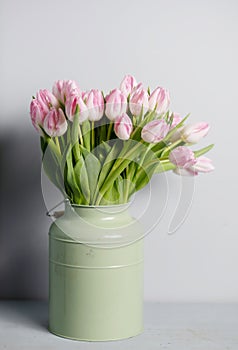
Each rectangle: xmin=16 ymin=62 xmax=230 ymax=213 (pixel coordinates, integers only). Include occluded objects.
xmin=46 ymin=198 xmax=70 ymax=218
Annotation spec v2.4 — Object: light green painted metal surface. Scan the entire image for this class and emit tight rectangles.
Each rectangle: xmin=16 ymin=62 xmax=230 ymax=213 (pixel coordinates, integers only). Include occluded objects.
xmin=49 ymin=203 xmax=144 ymax=341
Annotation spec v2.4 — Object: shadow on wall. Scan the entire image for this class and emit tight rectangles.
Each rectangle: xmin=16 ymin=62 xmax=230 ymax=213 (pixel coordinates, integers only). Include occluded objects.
xmin=0 ymin=129 xmax=50 ymax=299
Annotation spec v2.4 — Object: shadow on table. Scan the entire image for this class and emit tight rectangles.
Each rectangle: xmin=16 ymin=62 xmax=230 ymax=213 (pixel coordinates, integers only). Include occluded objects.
xmin=1 ymin=301 xmax=49 ymax=330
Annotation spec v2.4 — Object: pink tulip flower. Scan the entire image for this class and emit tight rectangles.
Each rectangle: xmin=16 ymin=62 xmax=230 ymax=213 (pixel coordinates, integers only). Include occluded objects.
xmin=43 ymin=108 xmax=68 ymax=137
xmin=65 ymin=95 xmax=88 ymax=123
xmin=192 ymin=156 xmax=214 ymax=173
xmin=181 ymin=122 xmax=210 ymax=143
xmin=169 ymin=146 xmax=196 ymax=168
xmin=30 ymin=99 xmax=47 ymax=134
xmin=149 ymin=87 xmax=170 ymax=114
xmin=120 ymin=75 xmax=137 ymax=96
xmin=114 ymin=113 xmax=133 ymax=140
xmin=131 ymin=83 xmax=143 ymax=93
xmin=141 ymin=119 xmax=170 ymax=143
xmin=84 ymin=89 xmax=104 ymax=121
xmin=129 ymin=88 xmax=149 ymax=117
xmin=105 ymin=89 xmax=127 ymax=121
xmin=173 ymin=156 xmax=214 ymax=176
xmin=52 ymin=80 xmax=65 ymax=102
xmin=52 ymin=80 xmax=81 ymax=103
xmin=36 ymin=89 xmax=59 ymax=113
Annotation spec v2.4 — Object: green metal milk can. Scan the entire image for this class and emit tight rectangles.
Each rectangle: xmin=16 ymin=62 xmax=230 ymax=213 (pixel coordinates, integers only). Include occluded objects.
xmin=48 ymin=201 xmax=144 ymax=341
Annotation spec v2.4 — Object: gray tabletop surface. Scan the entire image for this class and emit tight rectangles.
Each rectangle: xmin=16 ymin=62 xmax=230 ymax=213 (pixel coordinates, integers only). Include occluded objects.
xmin=0 ymin=302 xmax=237 ymax=350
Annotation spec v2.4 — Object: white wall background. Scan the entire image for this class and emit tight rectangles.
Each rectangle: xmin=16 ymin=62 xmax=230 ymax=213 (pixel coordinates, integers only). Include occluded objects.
xmin=0 ymin=0 xmax=237 ymax=302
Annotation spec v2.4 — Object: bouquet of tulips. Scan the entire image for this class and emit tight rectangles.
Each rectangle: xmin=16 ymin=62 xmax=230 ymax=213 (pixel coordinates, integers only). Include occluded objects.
xmin=30 ymin=75 xmax=214 ymax=205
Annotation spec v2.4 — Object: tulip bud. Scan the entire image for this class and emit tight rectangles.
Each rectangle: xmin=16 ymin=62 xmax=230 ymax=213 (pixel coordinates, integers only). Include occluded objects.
xmin=169 ymin=146 xmax=196 ymax=168
xmin=129 ymin=88 xmax=149 ymax=117
xmin=65 ymin=95 xmax=88 ymax=123
xmin=52 ymin=80 xmax=65 ymax=102
xmin=84 ymin=89 xmax=104 ymax=121
xmin=81 ymin=90 xmax=89 ymax=101
xmin=131 ymin=83 xmax=143 ymax=93
xmin=114 ymin=113 xmax=133 ymax=140
xmin=105 ymin=89 xmax=127 ymax=121
xmin=192 ymin=156 xmax=214 ymax=173
xmin=65 ymin=80 xmax=81 ymax=96
xmin=170 ymin=113 xmax=182 ymax=128
xmin=43 ymin=108 xmax=68 ymax=137
xmin=149 ymin=87 xmax=170 ymax=114
xmin=167 ymin=113 xmax=183 ymax=142
xmin=36 ymin=89 xmax=59 ymax=113
xmin=52 ymin=80 xmax=81 ymax=103
xmin=30 ymin=99 xmax=47 ymax=135
xmin=173 ymin=155 xmax=214 ymax=176
xmin=120 ymin=75 xmax=137 ymax=96
xmin=141 ymin=119 xmax=170 ymax=143
xmin=181 ymin=122 xmax=210 ymax=143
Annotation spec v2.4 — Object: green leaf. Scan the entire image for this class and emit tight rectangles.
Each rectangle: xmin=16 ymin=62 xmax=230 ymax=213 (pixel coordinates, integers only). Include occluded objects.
xmin=42 ymin=143 xmax=61 ymax=191
xmin=100 ymin=183 xmax=120 ymax=205
xmin=40 ymin=137 xmax=47 ymax=153
xmin=101 ymin=141 xmax=112 ymax=153
xmin=46 ymin=138 xmax=61 ymax=160
xmin=133 ymin=158 xmax=161 ymax=191
xmin=41 ymin=137 xmax=63 ymax=192
xmin=95 ymin=140 xmax=122 ymax=196
xmin=82 ymin=120 xmax=91 ymax=151
xmin=129 ymin=143 xmax=158 ymax=183
xmin=65 ymin=144 xmax=83 ymax=203
xmin=99 ymin=175 xmax=126 ymax=205
xmin=71 ymin=113 xmax=81 ymax=163
xmin=95 ymin=142 xmax=146 ymax=204
xmin=60 ymin=143 xmax=71 ymax=176
xmin=81 ymin=148 xmax=101 ymax=203
xmin=74 ymin=156 xmax=90 ymax=204
xmin=55 ymin=165 xmax=65 ymax=195
xmin=151 ymin=140 xmax=167 ymax=154
xmin=133 ymin=157 xmax=177 ymax=193
xmin=72 ymin=112 xmax=79 ymax=144
xmin=98 ymin=117 xmax=108 ymax=144
xmin=194 ymin=144 xmax=214 ymax=158
xmin=92 ymin=141 xmax=112 ymax=164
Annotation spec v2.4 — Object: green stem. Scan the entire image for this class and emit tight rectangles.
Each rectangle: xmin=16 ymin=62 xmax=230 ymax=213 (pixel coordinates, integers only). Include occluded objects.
xmin=134 ymin=159 xmax=176 ymax=184
xmin=107 ymin=121 xmax=113 ymax=140
xmin=60 ymin=135 xmax=65 ymax=150
xmin=124 ymin=166 xmax=130 ymax=203
xmin=132 ymin=143 xmax=153 ymax=181
xmin=78 ymin=125 xmax=84 ymax=146
xmin=139 ymin=143 xmax=153 ymax=167
xmin=55 ymin=137 xmax=61 ymax=155
xmin=160 ymin=139 xmax=182 ymax=157
xmin=98 ymin=116 xmax=107 ymax=144
xmin=155 ymin=160 xmax=176 ymax=173
xmin=91 ymin=121 xmax=95 ymax=150
xmin=133 ymin=116 xmax=137 ymax=127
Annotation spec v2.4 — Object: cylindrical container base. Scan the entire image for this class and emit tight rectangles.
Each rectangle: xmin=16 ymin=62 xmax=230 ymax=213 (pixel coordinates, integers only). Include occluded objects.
xmin=48 ymin=204 xmax=144 ymax=341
